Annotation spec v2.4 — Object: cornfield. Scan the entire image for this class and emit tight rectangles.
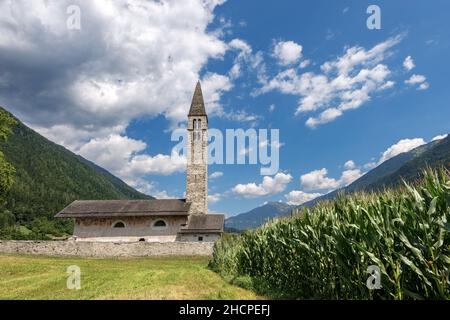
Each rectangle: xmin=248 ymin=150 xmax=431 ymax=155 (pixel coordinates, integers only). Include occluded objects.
xmin=210 ymin=169 xmax=450 ymax=299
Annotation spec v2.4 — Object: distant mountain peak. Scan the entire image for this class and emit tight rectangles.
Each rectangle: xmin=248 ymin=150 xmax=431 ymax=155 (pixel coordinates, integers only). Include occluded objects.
xmin=226 ymin=201 xmax=293 ymax=231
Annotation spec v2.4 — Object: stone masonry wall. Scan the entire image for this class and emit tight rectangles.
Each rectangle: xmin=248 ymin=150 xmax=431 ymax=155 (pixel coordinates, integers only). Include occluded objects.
xmin=186 ymin=115 xmax=208 ymax=215
xmin=0 ymin=240 xmax=214 ymax=257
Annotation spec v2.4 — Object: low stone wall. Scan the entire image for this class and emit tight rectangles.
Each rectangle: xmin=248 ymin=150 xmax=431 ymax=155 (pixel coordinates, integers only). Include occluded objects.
xmin=0 ymin=240 xmax=214 ymax=257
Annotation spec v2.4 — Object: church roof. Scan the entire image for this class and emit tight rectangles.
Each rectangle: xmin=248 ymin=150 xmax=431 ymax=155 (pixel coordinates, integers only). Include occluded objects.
xmin=188 ymin=81 xmax=207 ymax=117
xmin=55 ymin=199 xmax=190 ymax=218
xmin=179 ymin=214 xmax=224 ymax=233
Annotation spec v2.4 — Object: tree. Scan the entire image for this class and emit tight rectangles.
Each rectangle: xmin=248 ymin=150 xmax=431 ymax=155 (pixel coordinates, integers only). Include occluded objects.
xmin=0 ymin=108 xmax=16 ymax=203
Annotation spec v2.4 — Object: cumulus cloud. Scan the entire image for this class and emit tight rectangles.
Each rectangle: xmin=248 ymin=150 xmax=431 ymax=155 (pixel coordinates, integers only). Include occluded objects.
xmin=261 ymin=36 xmax=402 ymax=127
xmin=418 ymin=82 xmax=430 ymax=91
xmin=405 ymin=74 xmax=429 ymax=90
xmin=232 ymin=172 xmax=293 ymax=197
xmin=300 ymin=166 xmax=363 ymax=192
xmin=285 ymin=190 xmax=322 ymax=206
xmin=299 ymin=59 xmax=311 ymax=68
xmin=273 ymin=41 xmax=303 ymax=65
xmin=300 ymin=168 xmax=340 ymax=191
xmin=378 ymin=138 xmax=426 ymax=164
xmin=403 ymin=56 xmax=415 ymax=71
xmin=208 ymin=193 xmax=221 ymax=203
xmin=405 ymin=74 xmax=426 ymax=85
xmin=344 ymin=160 xmax=356 ymax=170
xmin=0 ymin=0 xmax=231 ymax=146
xmin=339 ymin=168 xmax=364 ymax=186
xmin=77 ymin=134 xmax=186 ymax=194
xmin=432 ymin=134 xmax=448 ymax=141
xmin=228 ymin=38 xmax=252 ymax=79
xmin=209 ymin=171 xmax=223 ymax=179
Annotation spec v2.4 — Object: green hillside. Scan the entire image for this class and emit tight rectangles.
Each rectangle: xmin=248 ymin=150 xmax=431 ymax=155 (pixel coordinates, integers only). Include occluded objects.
xmin=227 ymin=136 xmax=450 ymax=231
xmin=0 ymin=107 xmax=152 ymax=239
xmin=367 ymin=135 xmax=450 ymax=189
xmin=300 ymin=135 xmax=450 ymax=208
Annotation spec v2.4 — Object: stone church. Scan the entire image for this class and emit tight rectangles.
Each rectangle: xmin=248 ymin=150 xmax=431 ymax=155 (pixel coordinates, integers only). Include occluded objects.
xmin=56 ymin=82 xmax=224 ymax=242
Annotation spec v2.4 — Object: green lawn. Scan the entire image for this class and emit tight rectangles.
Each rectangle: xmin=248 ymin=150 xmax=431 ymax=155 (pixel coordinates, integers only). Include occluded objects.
xmin=0 ymin=254 xmax=262 ymax=300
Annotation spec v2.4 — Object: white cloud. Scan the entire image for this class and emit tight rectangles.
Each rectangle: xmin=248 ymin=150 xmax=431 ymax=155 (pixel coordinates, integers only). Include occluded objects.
xmin=209 ymin=171 xmax=223 ymax=179
xmin=306 ymin=108 xmax=343 ymax=128
xmin=403 ymin=56 xmax=415 ymax=71
xmin=379 ymin=80 xmax=395 ymax=90
xmin=261 ymin=36 xmax=402 ymax=127
xmin=77 ymin=134 xmax=186 ymax=194
xmin=269 ymin=104 xmax=276 ymax=112
xmin=228 ymin=38 xmax=252 ymax=79
xmin=300 ymin=59 xmax=311 ymax=68
xmin=432 ymin=134 xmax=448 ymax=141
xmin=378 ymin=138 xmax=426 ymax=164
xmin=208 ymin=193 xmax=221 ymax=203
xmin=405 ymin=74 xmax=426 ymax=85
xmin=0 ymin=0 xmax=231 ymax=148
xmin=259 ymin=139 xmax=284 ymax=149
xmin=418 ymin=82 xmax=430 ymax=91
xmin=363 ymin=162 xmax=377 ymax=170
xmin=222 ymin=110 xmax=261 ymax=124
xmin=344 ymin=160 xmax=356 ymax=170
xmin=199 ymin=72 xmax=234 ymax=117
xmin=232 ymin=172 xmax=293 ymax=197
xmin=152 ymin=190 xmax=175 ymax=200
xmin=300 ymin=166 xmax=363 ymax=191
xmin=285 ymin=190 xmax=322 ymax=206
xmin=273 ymin=41 xmax=303 ymax=65
xmin=339 ymin=169 xmax=363 ymax=186
xmin=404 ymin=74 xmax=429 ymax=91
xmin=300 ymin=168 xmax=340 ymax=191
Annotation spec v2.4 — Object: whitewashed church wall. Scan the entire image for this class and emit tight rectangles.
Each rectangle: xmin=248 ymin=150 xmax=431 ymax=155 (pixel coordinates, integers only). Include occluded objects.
xmin=73 ymin=216 xmax=187 ymax=242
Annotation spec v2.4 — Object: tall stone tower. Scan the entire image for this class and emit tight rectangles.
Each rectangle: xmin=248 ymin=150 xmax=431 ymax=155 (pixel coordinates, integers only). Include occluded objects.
xmin=186 ymin=81 xmax=208 ymax=215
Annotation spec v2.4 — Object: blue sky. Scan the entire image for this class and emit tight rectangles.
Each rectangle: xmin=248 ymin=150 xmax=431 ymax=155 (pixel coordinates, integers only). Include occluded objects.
xmin=0 ymin=0 xmax=449 ymax=217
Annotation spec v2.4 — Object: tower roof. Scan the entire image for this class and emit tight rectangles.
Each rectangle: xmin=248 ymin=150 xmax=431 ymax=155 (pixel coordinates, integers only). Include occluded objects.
xmin=188 ymin=81 xmax=207 ymax=117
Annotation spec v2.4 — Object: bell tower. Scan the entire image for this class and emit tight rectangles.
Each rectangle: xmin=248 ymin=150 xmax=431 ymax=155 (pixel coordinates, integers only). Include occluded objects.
xmin=186 ymin=81 xmax=208 ymax=215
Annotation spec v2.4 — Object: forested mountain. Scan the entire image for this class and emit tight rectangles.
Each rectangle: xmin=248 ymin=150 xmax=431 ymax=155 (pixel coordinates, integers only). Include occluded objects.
xmin=227 ymin=135 xmax=450 ymax=231
xmin=0 ymin=106 xmax=152 ymax=239
xmin=300 ymin=135 xmax=450 ymax=208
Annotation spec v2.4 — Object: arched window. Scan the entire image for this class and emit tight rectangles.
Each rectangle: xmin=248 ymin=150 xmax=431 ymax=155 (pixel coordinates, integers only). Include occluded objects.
xmin=112 ymin=221 xmax=125 ymax=228
xmin=153 ymin=220 xmax=167 ymax=228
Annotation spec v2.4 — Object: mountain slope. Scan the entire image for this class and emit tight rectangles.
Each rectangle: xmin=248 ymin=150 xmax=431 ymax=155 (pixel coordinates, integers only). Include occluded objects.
xmin=225 ymin=202 xmax=293 ymax=231
xmin=301 ymin=135 xmax=450 ymax=208
xmin=0 ymin=106 xmax=152 ymax=237
xmin=227 ymin=135 xmax=449 ymax=231
xmin=365 ymin=135 xmax=450 ymax=189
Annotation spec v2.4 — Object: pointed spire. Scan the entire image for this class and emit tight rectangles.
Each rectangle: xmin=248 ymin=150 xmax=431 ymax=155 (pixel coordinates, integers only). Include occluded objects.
xmin=188 ymin=81 xmax=207 ymax=116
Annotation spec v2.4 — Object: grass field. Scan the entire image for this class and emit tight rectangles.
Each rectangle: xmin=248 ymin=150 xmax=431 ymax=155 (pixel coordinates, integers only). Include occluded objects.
xmin=0 ymin=254 xmax=262 ymax=300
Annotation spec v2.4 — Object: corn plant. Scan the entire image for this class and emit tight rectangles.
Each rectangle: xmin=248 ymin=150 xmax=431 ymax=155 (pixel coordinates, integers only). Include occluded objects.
xmin=210 ymin=169 xmax=450 ymax=299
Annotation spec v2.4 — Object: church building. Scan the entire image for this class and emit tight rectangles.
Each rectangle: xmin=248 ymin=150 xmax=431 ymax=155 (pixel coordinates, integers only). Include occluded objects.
xmin=56 ymin=82 xmax=224 ymax=242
